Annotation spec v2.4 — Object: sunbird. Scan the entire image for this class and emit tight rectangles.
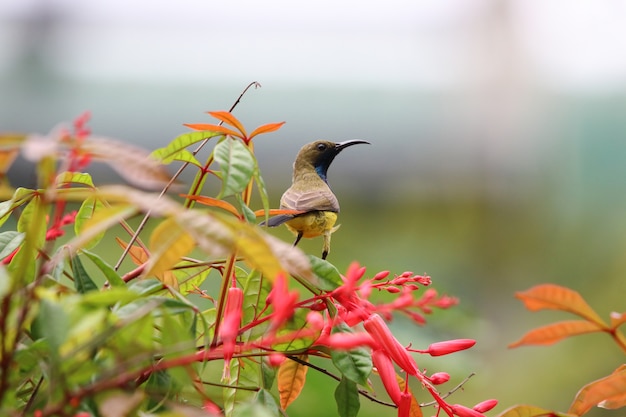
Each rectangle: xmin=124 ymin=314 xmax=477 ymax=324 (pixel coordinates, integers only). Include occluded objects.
xmin=263 ymin=140 xmax=370 ymax=259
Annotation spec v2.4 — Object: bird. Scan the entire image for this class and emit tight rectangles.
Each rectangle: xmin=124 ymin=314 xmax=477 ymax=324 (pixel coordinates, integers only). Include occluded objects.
xmin=263 ymin=140 xmax=369 ymax=259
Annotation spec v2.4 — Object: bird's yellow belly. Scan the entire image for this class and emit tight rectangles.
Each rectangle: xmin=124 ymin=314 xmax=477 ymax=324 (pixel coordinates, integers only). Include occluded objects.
xmin=285 ymin=211 xmax=337 ymax=238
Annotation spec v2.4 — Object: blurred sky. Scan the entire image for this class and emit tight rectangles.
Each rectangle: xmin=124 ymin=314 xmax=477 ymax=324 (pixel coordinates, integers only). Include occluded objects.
xmin=2 ymin=0 xmax=626 ymax=88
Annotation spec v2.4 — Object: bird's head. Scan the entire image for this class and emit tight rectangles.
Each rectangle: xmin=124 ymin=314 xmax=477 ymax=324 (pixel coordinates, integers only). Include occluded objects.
xmin=294 ymin=140 xmax=370 ymax=182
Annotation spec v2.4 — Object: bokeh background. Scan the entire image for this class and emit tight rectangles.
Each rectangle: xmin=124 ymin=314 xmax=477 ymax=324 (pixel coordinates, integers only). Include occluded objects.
xmin=2 ymin=1 xmax=626 ymax=416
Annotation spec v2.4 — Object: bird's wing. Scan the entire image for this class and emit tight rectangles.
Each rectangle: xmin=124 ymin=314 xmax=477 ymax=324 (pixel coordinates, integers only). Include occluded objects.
xmin=280 ymin=186 xmax=340 ymax=212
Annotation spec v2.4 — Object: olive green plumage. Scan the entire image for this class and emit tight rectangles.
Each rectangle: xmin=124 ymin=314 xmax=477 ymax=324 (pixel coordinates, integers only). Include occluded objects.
xmin=264 ymin=139 xmax=369 ymax=259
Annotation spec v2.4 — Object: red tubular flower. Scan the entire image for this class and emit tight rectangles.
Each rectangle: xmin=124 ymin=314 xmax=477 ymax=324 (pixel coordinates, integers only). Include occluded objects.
xmin=426 ymin=339 xmax=476 ymax=356
xmin=317 ymin=332 xmax=379 ymax=350
xmin=372 ymin=270 xmax=390 ymax=281
xmin=473 ymin=399 xmax=498 ymax=413
xmin=363 ymin=314 xmax=418 ymax=376
xmin=371 ymin=349 xmax=402 ymax=406
xmin=450 ymin=404 xmax=486 ymax=417
xmin=267 ymin=272 xmax=299 ymax=330
xmin=219 ymin=286 xmax=243 ymax=379
xmin=397 ymin=391 xmax=413 ymax=417
xmin=429 ymin=372 xmax=450 ymax=385
xmin=268 ymin=352 xmax=286 ymax=367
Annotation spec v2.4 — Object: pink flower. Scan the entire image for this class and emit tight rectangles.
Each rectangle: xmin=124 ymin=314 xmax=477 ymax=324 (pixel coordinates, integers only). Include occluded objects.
xmin=397 ymin=391 xmax=413 ymax=417
xmin=371 ymin=349 xmax=402 ymax=406
xmin=219 ymin=287 xmax=243 ymax=379
xmin=267 ymin=272 xmax=299 ymax=330
xmin=429 ymin=372 xmax=450 ymax=385
xmin=473 ymin=399 xmax=498 ymax=413
xmin=426 ymin=339 xmax=476 ymax=356
xmin=316 ymin=332 xmax=378 ymax=350
xmin=450 ymin=404 xmax=486 ymax=417
xmin=363 ymin=314 xmax=418 ymax=376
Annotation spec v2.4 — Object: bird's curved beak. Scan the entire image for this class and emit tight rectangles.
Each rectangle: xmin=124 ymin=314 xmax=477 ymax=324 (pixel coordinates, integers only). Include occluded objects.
xmin=335 ymin=140 xmax=370 ymax=151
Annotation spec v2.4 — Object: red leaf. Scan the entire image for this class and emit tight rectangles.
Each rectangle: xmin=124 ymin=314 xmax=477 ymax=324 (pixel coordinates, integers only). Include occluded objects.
xmin=569 ymin=366 xmax=626 ymax=415
xmin=248 ymin=121 xmax=286 ymax=140
xmin=182 ymin=194 xmax=240 ymax=217
xmin=207 ymin=111 xmax=247 ymax=138
xmin=509 ymin=320 xmax=603 ymax=348
xmin=515 ymin=284 xmax=606 ymax=326
xmin=183 ymin=123 xmax=241 ymax=139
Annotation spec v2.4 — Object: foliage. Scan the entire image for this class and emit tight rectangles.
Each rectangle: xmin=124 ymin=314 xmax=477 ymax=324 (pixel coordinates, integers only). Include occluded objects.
xmin=0 ymin=89 xmax=491 ymax=417
xmin=506 ymin=284 xmax=626 ymax=417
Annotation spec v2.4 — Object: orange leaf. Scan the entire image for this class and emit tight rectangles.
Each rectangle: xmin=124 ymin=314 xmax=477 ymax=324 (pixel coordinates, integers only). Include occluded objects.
xmin=182 ymin=194 xmax=240 ymax=217
xmin=277 ymin=355 xmax=308 ymax=409
xmin=610 ymin=312 xmax=626 ymax=330
xmin=115 ymin=237 xmax=148 ymax=266
xmin=496 ymin=404 xmax=575 ymax=417
xmin=183 ymin=123 xmax=241 ymax=139
xmin=253 ymin=208 xmax=306 ymax=218
xmin=568 ymin=366 xmax=626 ymax=415
xmin=515 ymin=284 xmax=606 ymax=326
xmin=207 ymin=111 xmax=247 ymax=138
xmin=509 ymin=320 xmax=603 ymax=348
xmin=248 ymin=121 xmax=286 ymax=140
xmin=397 ymin=375 xmax=423 ymax=417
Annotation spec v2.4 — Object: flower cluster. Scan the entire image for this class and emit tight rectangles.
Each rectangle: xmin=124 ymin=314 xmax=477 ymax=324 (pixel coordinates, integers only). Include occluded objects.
xmin=212 ymin=261 xmax=495 ymax=417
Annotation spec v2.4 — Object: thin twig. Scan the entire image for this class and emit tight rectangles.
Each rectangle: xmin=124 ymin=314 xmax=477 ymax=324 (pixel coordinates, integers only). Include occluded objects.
xmin=419 ymin=372 xmax=476 ymax=407
xmin=286 ymin=355 xmax=396 ymax=408
xmin=114 ymin=81 xmax=261 ymax=271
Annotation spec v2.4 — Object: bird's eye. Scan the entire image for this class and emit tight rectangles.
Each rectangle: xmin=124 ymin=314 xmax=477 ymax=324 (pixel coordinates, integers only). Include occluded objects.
xmin=316 ymin=143 xmax=327 ymax=151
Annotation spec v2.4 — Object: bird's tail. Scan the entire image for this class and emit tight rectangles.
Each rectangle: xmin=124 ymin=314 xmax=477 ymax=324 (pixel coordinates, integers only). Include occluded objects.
xmin=259 ymin=214 xmax=295 ymax=227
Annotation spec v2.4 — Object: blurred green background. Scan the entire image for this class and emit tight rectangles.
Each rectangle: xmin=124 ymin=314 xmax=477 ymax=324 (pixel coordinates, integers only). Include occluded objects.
xmin=2 ymin=1 xmax=626 ymax=416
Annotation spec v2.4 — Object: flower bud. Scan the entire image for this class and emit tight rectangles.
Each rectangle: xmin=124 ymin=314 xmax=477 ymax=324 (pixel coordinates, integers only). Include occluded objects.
xmin=373 ymin=270 xmax=390 ymax=281
xmin=429 ymin=372 xmax=450 ymax=385
xmin=473 ymin=399 xmax=498 ymax=413
xmin=268 ymin=352 xmax=286 ymax=367
xmin=450 ymin=404 xmax=485 ymax=417
xmin=427 ymin=339 xmax=476 ymax=356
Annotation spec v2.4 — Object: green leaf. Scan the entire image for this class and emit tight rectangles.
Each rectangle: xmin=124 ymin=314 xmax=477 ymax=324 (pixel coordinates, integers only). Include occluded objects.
xmin=242 ymin=270 xmax=271 ymax=341
xmin=81 ymin=288 xmax=140 ymax=306
xmin=329 ymin=323 xmax=372 ymax=385
xmin=80 ymin=249 xmax=126 ymax=287
xmin=74 ymin=197 xmax=107 ymax=249
xmin=331 ymin=346 xmax=372 ymax=386
xmin=55 ymin=171 xmax=94 ymax=187
xmin=235 ymin=194 xmax=257 ymax=224
xmin=255 ymin=389 xmax=280 ymax=417
xmin=335 ymin=376 xmax=360 ymax=417
xmin=150 ymin=131 xmax=221 ymax=166
xmin=71 ymin=254 xmax=98 ymax=293
xmin=272 ymin=308 xmax=319 ymax=352
xmin=17 ymin=194 xmax=47 ymax=249
xmin=174 ymin=261 xmax=211 ymax=295
xmin=32 ymin=298 xmax=69 ymax=359
xmin=224 ymin=357 xmax=261 ymax=417
xmin=253 ymin=164 xmax=270 ymax=222
xmin=128 ymin=278 xmax=165 ymax=295
xmin=0 ymin=187 xmax=35 ymax=229
xmin=232 ymin=402 xmax=277 ymax=417
xmin=214 ymin=138 xmax=255 ymax=198
xmin=0 ymin=264 xmax=11 ymax=298
xmin=308 ymin=255 xmax=343 ymax=290
xmin=261 ymin=357 xmax=277 ymax=390
xmin=0 ymin=231 xmax=24 ymax=259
